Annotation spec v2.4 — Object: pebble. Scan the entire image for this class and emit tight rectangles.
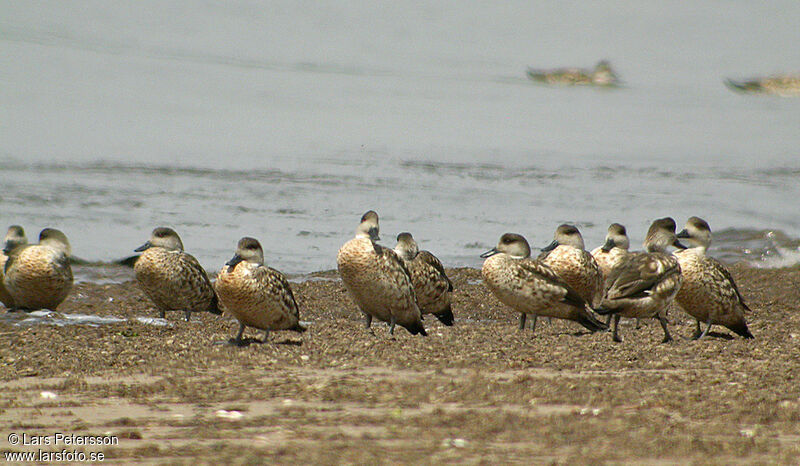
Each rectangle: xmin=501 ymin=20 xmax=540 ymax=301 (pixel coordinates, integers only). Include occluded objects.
xmin=215 ymin=409 xmax=243 ymax=420
xmin=441 ymin=438 xmax=468 ymax=448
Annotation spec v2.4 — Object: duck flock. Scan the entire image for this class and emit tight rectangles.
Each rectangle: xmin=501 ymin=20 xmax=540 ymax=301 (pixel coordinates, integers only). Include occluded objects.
xmin=526 ymin=59 xmax=800 ymax=96
xmin=0 ymin=211 xmax=754 ymax=345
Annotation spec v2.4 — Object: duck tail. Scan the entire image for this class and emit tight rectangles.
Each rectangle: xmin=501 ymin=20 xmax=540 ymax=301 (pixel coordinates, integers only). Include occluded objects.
xmin=592 ymin=304 xmax=618 ymax=316
xmin=526 ymin=68 xmax=547 ymax=82
xmin=578 ymin=310 xmax=609 ymax=332
xmin=208 ymin=293 xmax=223 ymax=315
xmin=729 ymin=321 xmax=754 ymax=339
xmin=725 ymin=79 xmax=758 ymax=92
xmin=434 ymin=305 xmax=455 ymax=326
xmin=403 ymin=320 xmax=428 ymax=336
xmin=290 ymin=321 xmax=308 ymax=333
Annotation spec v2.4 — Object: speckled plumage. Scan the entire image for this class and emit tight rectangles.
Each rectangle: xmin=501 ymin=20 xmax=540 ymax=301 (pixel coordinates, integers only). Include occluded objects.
xmin=3 ymin=228 xmax=72 ymax=310
xmin=133 ymin=228 xmax=219 ymax=321
xmin=539 ymin=225 xmax=604 ymax=308
xmin=215 ymin=237 xmax=305 ymax=343
xmin=590 ymin=223 xmax=630 ymax=279
xmin=337 ymin=211 xmax=426 ymax=336
xmin=526 ymin=60 xmax=620 ymax=87
xmin=597 ymin=218 xmax=686 ymax=343
xmin=481 ymin=233 xmax=607 ymax=334
xmin=395 ymin=233 xmax=454 ymax=326
xmin=674 ymin=217 xmax=753 ymax=339
xmin=1 ymin=225 xmax=28 ymax=308
xmin=725 ymin=75 xmax=800 ymax=96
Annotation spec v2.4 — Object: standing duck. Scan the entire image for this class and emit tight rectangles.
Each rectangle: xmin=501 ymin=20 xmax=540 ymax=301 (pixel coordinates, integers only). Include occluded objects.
xmin=596 ymin=218 xmax=686 ymax=343
xmin=394 ymin=232 xmax=454 ymax=326
xmin=674 ymin=217 xmax=754 ymax=339
xmin=134 ymin=227 xmax=220 ymax=321
xmin=336 ymin=211 xmax=426 ymax=336
xmin=215 ymin=237 xmax=306 ymax=345
xmin=481 ymin=233 xmax=607 ymax=335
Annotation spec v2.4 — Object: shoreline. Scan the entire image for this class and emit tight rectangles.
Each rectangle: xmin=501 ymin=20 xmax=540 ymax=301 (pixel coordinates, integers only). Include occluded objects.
xmin=1 ymin=264 xmax=799 ymax=463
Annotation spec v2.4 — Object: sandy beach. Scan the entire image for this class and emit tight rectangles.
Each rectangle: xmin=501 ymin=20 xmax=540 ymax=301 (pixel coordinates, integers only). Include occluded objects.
xmin=1 ymin=264 xmax=799 ymax=463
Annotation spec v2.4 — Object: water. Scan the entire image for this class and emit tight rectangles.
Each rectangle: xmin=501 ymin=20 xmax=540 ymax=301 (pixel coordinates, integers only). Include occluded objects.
xmin=2 ymin=1 xmax=799 ymax=276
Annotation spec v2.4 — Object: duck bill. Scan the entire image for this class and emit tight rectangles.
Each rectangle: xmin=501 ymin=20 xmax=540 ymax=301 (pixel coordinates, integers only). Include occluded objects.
xmin=134 ymin=241 xmax=152 ymax=252
xmin=600 ymin=237 xmax=615 ymax=253
xmin=226 ymin=254 xmax=244 ymax=269
xmin=368 ymin=227 xmax=380 ymax=242
xmin=673 ymin=239 xmax=688 ymax=250
xmin=676 ymin=229 xmax=690 ymax=239
xmin=480 ymin=248 xmax=500 ymax=258
xmin=540 ymin=240 xmax=559 ymax=253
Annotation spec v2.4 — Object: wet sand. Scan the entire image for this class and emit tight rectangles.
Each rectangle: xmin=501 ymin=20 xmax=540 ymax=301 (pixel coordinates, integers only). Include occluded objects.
xmin=1 ymin=264 xmax=799 ymax=464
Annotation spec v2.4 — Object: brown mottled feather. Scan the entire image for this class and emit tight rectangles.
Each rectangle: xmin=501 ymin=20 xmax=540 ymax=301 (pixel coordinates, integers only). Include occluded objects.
xmin=601 ymin=251 xmax=682 ymax=319
xmin=674 ymin=249 xmax=752 ymax=336
xmin=3 ymin=245 xmax=73 ymax=310
xmin=482 ymin=254 xmax=605 ymax=331
xmin=215 ymin=262 xmax=302 ymax=331
xmin=402 ymin=249 xmax=453 ymax=319
xmin=134 ymin=248 xmax=217 ymax=315
xmin=337 ymin=237 xmax=425 ymax=334
xmin=539 ymin=246 xmax=604 ymax=308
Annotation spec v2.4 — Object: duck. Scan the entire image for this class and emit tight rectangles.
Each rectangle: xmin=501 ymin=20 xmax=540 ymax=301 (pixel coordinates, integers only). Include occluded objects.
xmin=595 ymin=218 xmax=686 ymax=343
xmin=3 ymin=228 xmax=72 ymax=310
xmin=337 ymin=211 xmax=426 ymax=336
xmin=539 ymin=224 xmax=604 ymax=309
xmin=481 ymin=233 xmax=607 ymax=335
xmin=215 ymin=237 xmax=306 ymax=345
xmin=526 ymin=60 xmax=620 ymax=87
xmin=133 ymin=227 xmax=220 ymax=321
xmin=0 ymin=225 xmax=28 ymax=308
xmin=591 ymin=223 xmax=632 ymax=326
xmin=724 ymin=75 xmax=800 ymax=96
xmin=674 ymin=217 xmax=754 ymax=339
xmin=590 ymin=223 xmax=630 ymax=278
xmin=394 ymin=232 xmax=454 ymax=326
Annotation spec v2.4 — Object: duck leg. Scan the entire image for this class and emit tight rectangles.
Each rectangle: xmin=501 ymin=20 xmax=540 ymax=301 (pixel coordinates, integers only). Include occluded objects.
xmin=612 ymin=315 xmax=622 ymax=343
xmin=697 ymin=320 xmax=713 ymax=340
xmin=658 ymin=315 xmax=673 ymax=343
xmin=229 ymin=322 xmax=246 ymax=346
xmin=530 ymin=315 xmax=538 ymax=335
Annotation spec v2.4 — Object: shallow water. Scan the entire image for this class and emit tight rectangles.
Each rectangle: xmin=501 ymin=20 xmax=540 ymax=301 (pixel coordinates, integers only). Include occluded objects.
xmin=2 ymin=1 xmax=799 ymax=277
